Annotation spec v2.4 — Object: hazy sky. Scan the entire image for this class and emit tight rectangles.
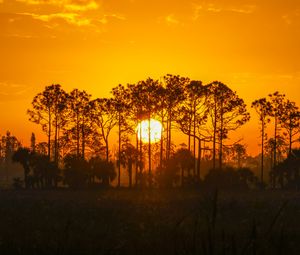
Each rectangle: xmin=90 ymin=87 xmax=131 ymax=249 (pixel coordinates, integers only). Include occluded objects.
xmin=0 ymin=0 xmax=300 ymax=154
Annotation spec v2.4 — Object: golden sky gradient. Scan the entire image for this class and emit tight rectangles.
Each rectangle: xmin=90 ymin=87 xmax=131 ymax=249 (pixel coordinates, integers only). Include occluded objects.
xmin=0 ymin=0 xmax=300 ymax=154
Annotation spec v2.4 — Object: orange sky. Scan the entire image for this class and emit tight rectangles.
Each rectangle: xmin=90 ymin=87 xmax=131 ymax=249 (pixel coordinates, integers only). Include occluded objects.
xmin=0 ymin=0 xmax=300 ymax=155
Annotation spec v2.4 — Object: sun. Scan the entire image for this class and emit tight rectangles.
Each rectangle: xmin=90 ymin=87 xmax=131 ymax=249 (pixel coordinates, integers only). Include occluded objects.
xmin=137 ymin=119 xmax=162 ymax=143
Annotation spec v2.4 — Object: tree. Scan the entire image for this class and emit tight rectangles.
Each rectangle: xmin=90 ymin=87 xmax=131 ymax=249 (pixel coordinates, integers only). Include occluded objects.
xmin=268 ymin=92 xmax=286 ymax=168
xmin=156 ymin=157 xmax=180 ymax=188
xmin=12 ymin=148 xmax=31 ymax=189
xmin=67 ymin=89 xmax=92 ymax=159
xmin=163 ymin=75 xmax=187 ymax=160
xmin=112 ymin=84 xmax=132 ymax=187
xmin=204 ymin=167 xmax=253 ymax=190
xmin=90 ymin=157 xmax=116 ymax=187
xmin=28 ymin=84 xmax=68 ymax=162
xmin=176 ymin=80 xmax=209 ymax=180
xmin=2 ymin=131 xmax=21 ymax=164
xmin=30 ymin=133 xmax=36 ymax=153
xmin=173 ymin=148 xmax=195 ymax=187
xmin=30 ymin=153 xmax=60 ymax=189
xmin=207 ymin=82 xmax=250 ymax=170
xmin=279 ymin=100 xmax=300 ymax=155
xmin=231 ymin=143 xmax=247 ymax=168
xmin=90 ymin=98 xmax=118 ymax=162
xmin=252 ymin=97 xmax=273 ymax=185
xmin=266 ymin=136 xmax=287 ymax=188
xmin=236 ymin=167 xmax=258 ymax=189
xmin=129 ymin=78 xmax=162 ymax=186
xmin=119 ymin=143 xmax=138 ymax=188
xmin=64 ymin=154 xmax=89 ymax=189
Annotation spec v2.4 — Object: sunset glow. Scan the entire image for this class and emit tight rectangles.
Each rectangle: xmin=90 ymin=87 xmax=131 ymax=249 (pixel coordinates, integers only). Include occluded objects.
xmin=137 ymin=119 xmax=162 ymax=144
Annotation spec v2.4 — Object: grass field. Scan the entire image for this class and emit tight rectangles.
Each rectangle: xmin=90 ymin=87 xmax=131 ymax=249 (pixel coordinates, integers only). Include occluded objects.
xmin=0 ymin=189 xmax=299 ymax=255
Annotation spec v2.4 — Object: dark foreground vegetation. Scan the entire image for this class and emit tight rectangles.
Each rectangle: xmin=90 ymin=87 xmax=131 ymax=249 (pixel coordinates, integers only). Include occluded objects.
xmin=0 ymin=189 xmax=299 ymax=255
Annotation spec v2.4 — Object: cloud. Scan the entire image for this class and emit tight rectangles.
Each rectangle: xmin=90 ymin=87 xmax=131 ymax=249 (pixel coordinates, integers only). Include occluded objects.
xmin=193 ymin=3 xmax=256 ymax=20
xmin=15 ymin=1 xmax=125 ymax=28
xmin=282 ymin=10 xmax=300 ymax=25
xmin=16 ymin=0 xmax=99 ymax=12
xmin=0 ymin=82 xmax=31 ymax=102
xmin=228 ymin=5 xmax=256 ymax=14
xmin=165 ymin=14 xmax=179 ymax=25
xmin=158 ymin=14 xmax=181 ymax=26
xmin=99 ymin=14 xmax=126 ymax=24
xmin=20 ymin=12 xmax=92 ymax=26
xmin=5 ymin=33 xmax=38 ymax=39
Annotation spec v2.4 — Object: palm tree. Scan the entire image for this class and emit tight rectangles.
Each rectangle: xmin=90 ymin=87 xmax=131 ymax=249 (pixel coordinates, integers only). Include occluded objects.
xmin=12 ymin=148 xmax=31 ymax=189
xmin=119 ymin=143 xmax=138 ymax=188
xmin=90 ymin=157 xmax=116 ymax=187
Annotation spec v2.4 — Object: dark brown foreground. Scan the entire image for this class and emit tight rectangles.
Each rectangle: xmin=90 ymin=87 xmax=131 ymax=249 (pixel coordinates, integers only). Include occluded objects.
xmin=0 ymin=189 xmax=299 ymax=255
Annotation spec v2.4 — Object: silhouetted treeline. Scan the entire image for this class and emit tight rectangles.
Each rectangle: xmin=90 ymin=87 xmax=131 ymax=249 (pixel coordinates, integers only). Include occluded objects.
xmin=1 ymin=74 xmax=300 ymax=190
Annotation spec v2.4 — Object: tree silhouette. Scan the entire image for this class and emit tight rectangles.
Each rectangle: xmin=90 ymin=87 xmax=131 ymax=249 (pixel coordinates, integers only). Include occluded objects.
xmin=266 ymin=136 xmax=287 ymax=188
xmin=30 ymin=153 xmax=60 ymax=189
xmin=129 ymin=78 xmax=162 ymax=187
xmin=268 ymin=92 xmax=286 ymax=168
xmin=90 ymin=98 xmax=118 ymax=162
xmin=119 ymin=142 xmax=138 ymax=188
xmin=90 ymin=157 xmax=116 ymax=187
xmin=173 ymin=148 xmax=195 ymax=187
xmin=28 ymin=84 xmax=68 ymax=162
xmin=63 ymin=154 xmax=89 ymax=189
xmin=279 ymin=100 xmax=300 ymax=155
xmin=252 ymin=98 xmax=272 ymax=185
xmin=163 ymin=75 xmax=187 ymax=160
xmin=204 ymin=167 xmax=254 ymax=190
xmin=30 ymin=133 xmax=36 ymax=153
xmin=207 ymin=82 xmax=250 ymax=170
xmin=67 ymin=89 xmax=92 ymax=160
xmin=231 ymin=143 xmax=247 ymax=168
xmin=176 ymin=80 xmax=209 ymax=180
xmin=12 ymin=148 xmax=31 ymax=189
xmin=112 ymin=84 xmax=133 ymax=187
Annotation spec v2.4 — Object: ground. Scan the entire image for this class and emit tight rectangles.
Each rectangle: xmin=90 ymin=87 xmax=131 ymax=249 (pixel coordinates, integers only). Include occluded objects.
xmin=0 ymin=189 xmax=299 ymax=255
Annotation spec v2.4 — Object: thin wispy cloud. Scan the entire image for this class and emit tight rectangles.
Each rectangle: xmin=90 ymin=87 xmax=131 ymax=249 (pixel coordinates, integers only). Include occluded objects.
xmin=282 ymin=9 xmax=300 ymax=25
xmin=192 ymin=3 xmax=256 ymax=20
xmin=20 ymin=12 xmax=93 ymax=26
xmin=99 ymin=14 xmax=126 ymax=24
xmin=16 ymin=0 xmax=99 ymax=12
xmin=0 ymin=82 xmax=31 ymax=102
xmin=158 ymin=14 xmax=181 ymax=26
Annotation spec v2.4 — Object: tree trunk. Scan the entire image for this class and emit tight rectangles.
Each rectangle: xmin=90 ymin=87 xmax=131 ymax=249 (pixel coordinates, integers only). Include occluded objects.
xmin=160 ymin=115 xmax=164 ymax=170
xmin=166 ymin=116 xmax=169 ymax=160
xmin=261 ymin=120 xmax=264 ymax=186
xmin=105 ymin=140 xmax=109 ymax=162
xmin=193 ymin=101 xmax=196 ymax=177
xmin=135 ymin=129 xmax=139 ymax=186
xmin=274 ymin=115 xmax=277 ymax=168
xmin=81 ymin=116 xmax=85 ymax=160
xmin=289 ymin=122 xmax=292 ymax=155
xmin=118 ymin=113 xmax=121 ymax=188
xmin=197 ymin=137 xmax=201 ymax=181
xmin=219 ymin=100 xmax=224 ymax=170
xmin=212 ymin=103 xmax=217 ymax=170
xmin=148 ymin=117 xmax=152 ymax=187
xmin=76 ymin=113 xmax=80 ymax=158
xmin=48 ymin=109 xmax=51 ymax=160
xmin=129 ymin=163 xmax=132 ymax=188
xmin=54 ymin=114 xmax=58 ymax=164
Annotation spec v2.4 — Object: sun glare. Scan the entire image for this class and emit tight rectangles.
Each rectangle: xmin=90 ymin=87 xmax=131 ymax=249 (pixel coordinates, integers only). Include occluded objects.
xmin=137 ymin=119 xmax=162 ymax=144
